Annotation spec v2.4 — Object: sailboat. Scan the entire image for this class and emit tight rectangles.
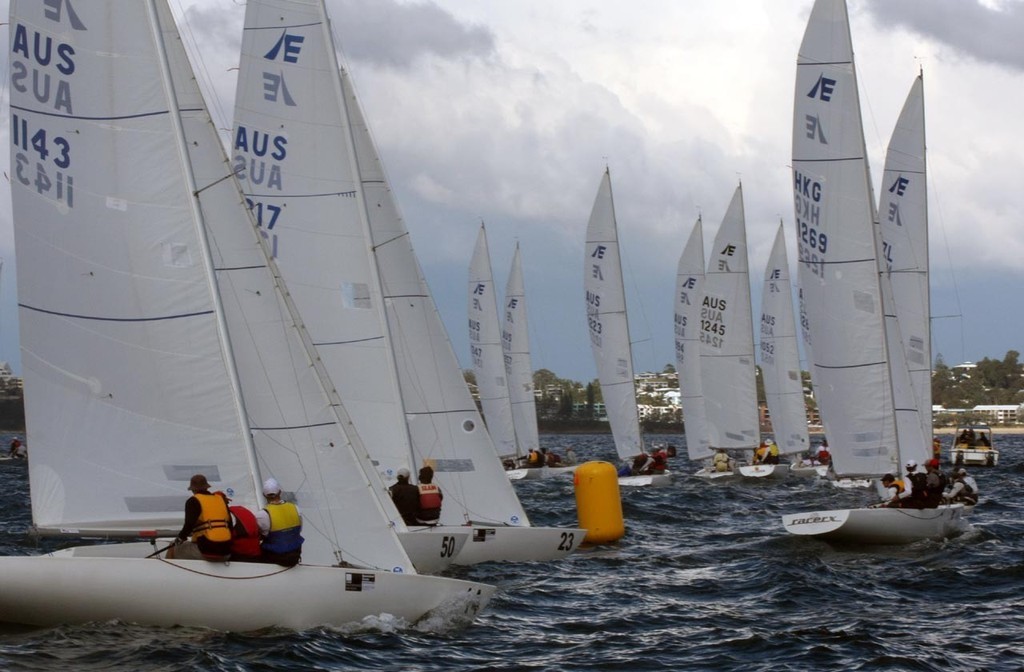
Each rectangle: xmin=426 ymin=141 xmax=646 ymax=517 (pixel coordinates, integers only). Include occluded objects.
xmin=469 ymin=224 xmax=518 ymax=472
xmin=780 ymin=0 xmax=965 ymax=543
xmin=584 ymin=169 xmax=671 ymax=487
xmin=758 ymin=225 xmax=815 ymax=477
xmin=230 ymin=0 xmax=584 ymax=564
xmin=695 ymin=186 xmax=765 ymax=480
xmin=504 ymin=243 xmax=571 ymax=478
xmin=0 ymin=0 xmax=493 ymax=629
xmin=469 ymin=228 xmax=575 ymax=480
xmin=879 ymin=73 xmax=932 ymax=453
xmin=674 ymin=218 xmax=716 ymax=473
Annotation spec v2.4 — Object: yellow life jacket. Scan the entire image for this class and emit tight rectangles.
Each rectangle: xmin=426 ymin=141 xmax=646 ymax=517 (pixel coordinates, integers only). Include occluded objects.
xmin=191 ymin=492 xmax=231 ymax=543
xmin=266 ymin=501 xmax=301 ymax=531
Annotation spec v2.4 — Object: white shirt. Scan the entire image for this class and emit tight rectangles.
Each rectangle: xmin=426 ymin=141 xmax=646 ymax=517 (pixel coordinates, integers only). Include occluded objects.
xmin=255 ymin=501 xmax=302 ymax=536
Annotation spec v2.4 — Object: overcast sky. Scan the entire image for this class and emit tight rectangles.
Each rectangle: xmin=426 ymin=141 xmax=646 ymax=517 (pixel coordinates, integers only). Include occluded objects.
xmin=1 ymin=0 xmax=1021 ymax=384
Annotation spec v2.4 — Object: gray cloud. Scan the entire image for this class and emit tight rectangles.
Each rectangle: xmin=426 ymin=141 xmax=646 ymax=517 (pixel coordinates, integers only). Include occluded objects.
xmin=327 ymin=0 xmax=495 ymax=67
xmin=862 ymin=0 xmax=1024 ymax=70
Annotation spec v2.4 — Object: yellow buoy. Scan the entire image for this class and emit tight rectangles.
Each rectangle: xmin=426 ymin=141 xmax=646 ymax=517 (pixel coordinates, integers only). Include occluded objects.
xmin=573 ymin=461 xmax=625 ymax=544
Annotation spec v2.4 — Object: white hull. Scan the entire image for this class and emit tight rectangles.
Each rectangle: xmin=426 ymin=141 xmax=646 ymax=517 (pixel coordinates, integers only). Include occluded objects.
xmin=780 ymin=504 xmax=968 ymax=544
xmin=618 ymin=472 xmax=673 ymax=487
xmin=829 ymin=477 xmax=872 ymax=489
xmin=448 ymin=525 xmax=586 ymax=565
xmin=693 ymin=468 xmax=738 ymax=481
xmin=506 ymin=465 xmax=579 ymax=481
xmin=952 ymin=448 xmax=999 ymax=467
xmin=738 ymin=464 xmax=788 ymax=480
xmin=789 ymin=463 xmax=828 ymax=478
xmin=0 ymin=552 xmax=493 ymax=630
xmin=397 ymin=530 xmax=469 ymax=573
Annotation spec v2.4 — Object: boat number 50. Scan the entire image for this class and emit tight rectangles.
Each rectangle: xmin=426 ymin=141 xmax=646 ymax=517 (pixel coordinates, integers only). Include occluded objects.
xmin=440 ymin=535 xmax=457 ymax=558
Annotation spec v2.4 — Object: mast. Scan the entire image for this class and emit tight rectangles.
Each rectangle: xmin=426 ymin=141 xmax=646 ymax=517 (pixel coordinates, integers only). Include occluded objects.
xmin=145 ymin=0 xmax=264 ymax=503
xmin=320 ymin=8 xmax=423 ymax=481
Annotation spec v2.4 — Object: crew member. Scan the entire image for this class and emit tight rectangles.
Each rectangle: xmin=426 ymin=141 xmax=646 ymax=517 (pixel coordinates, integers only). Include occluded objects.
xmin=416 ymin=466 xmax=443 ymax=525
xmin=257 ymin=477 xmax=303 ymax=566
xmin=170 ymin=474 xmax=232 ymax=561
xmin=389 ymin=467 xmax=420 ymax=525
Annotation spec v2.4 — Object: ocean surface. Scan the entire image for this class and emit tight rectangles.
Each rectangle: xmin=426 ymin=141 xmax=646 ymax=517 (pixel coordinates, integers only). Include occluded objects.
xmin=1 ymin=430 xmax=1022 ymax=672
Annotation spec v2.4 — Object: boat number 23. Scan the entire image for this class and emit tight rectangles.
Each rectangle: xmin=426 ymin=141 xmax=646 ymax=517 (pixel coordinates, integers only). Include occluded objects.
xmin=558 ymin=531 xmax=575 ymax=551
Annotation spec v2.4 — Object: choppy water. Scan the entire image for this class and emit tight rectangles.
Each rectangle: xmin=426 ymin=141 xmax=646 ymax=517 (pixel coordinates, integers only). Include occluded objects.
xmin=1 ymin=430 xmax=1023 ymax=671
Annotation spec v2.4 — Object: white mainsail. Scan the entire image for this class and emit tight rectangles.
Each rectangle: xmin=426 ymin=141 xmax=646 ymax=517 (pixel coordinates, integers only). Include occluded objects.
xmin=1 ymin=0 xmax=494 ymax=629
xmin=879 ymin=74 xmax=932 ymax=447
xmin=503 ymin=244 xmax=541 ymax=457
xmin=12 ymin=0 xmax=258 ymax=537
xmin=791 ymin=0 xmax=901 ymax=478
xmin=700 ymin=186 xmax=759 ymax=452
xmin=781 ymin=0 xmax=963 ymax=543
xmin=759 ymin=224 xmax=810 ymax=457
xmin=674 ymin=218 xmax=712 ymax=461
xmin=468 ymin=224 xmax=518 ymax=460
xmin=584 ymin=169 xmax=642 ymax=461
xmin=230 ymin=0 xmax=584 ymax=558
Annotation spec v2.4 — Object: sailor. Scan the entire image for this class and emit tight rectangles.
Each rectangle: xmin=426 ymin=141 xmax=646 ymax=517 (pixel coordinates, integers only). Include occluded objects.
xmin=7 ymin=437 xmax=25 ymax=459
xmin=632 ymin=452 xmax=653 ymax=475
xmin=713 ymin=448 xmax=731 ymax=473
xmin=416 ymin=466 xmax=443 ymax=525
xmin=923 ymin=458 xmax=947 ymax=508
xmin=765 ymin=440 xmax=780 ymax=465
xmin=526 ymin=448 xmax=544 ymax=467
xmin=816 ymin=441 xmax=831 ymax=465
xmin=228 ymin=504 xmax=263 ymax=562
xmin=880 ymin=473 xmax=906 ymax=508
xmin=648 ymin=446 xmax=669 ymax=474
xmin=752 ymin=442 xmax=768 ymax=464
xmin=902 ymin=460 xmax=927 ymax=508
xmin=564 ymin=447 xmax=579 ymax=466
xmin=257 ymin=477 xmax=303 ymax=567
xmin=943 ymin=468 xmax=979 ymax=506
xmin=389 ymin=467 xmax=420 ymax=525
xmin=170 ymin=474 xmax=232 ymax=561
xmin=931 ymin=437 xmax=942 ymax=461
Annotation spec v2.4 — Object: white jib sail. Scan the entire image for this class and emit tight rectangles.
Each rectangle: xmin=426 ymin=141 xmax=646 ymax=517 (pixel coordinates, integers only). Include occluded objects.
xmin=584 ymin=169 xmax=642 ymax=461
xmin=469 ymin=224 xmax=518 ymax=460
xmin=879 ymin=74 xmax=932 ymax=446
xmin=674 ymin=218 xmax=712 ymax=461
xmin=760 ymin=224 xmax=810 ymax=457
xmin=700 ymin=185 xmax=759 ymax=451
xmin=503 ymin=244 xmax=541 ymax=457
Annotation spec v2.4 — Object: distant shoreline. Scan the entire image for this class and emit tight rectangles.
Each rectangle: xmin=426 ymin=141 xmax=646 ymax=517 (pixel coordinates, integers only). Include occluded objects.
xmin=539 ymin=423 xmax=1024 ymax=436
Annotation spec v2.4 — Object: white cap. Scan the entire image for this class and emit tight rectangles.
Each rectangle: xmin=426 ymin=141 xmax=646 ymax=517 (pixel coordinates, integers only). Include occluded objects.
xmin=397 ymin=467 xmax=410 ymax=479
xmin=262 ymin=477 xmax=282 ymax=496
xmin=906 ymin=460 xmax=917 ymax=469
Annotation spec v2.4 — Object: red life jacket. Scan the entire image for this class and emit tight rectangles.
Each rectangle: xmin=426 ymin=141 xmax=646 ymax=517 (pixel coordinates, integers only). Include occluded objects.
xmin=418 ymin=483 xmax=442 ymax=510
xmin=229 ymin=505 xmax=261 ymax=558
